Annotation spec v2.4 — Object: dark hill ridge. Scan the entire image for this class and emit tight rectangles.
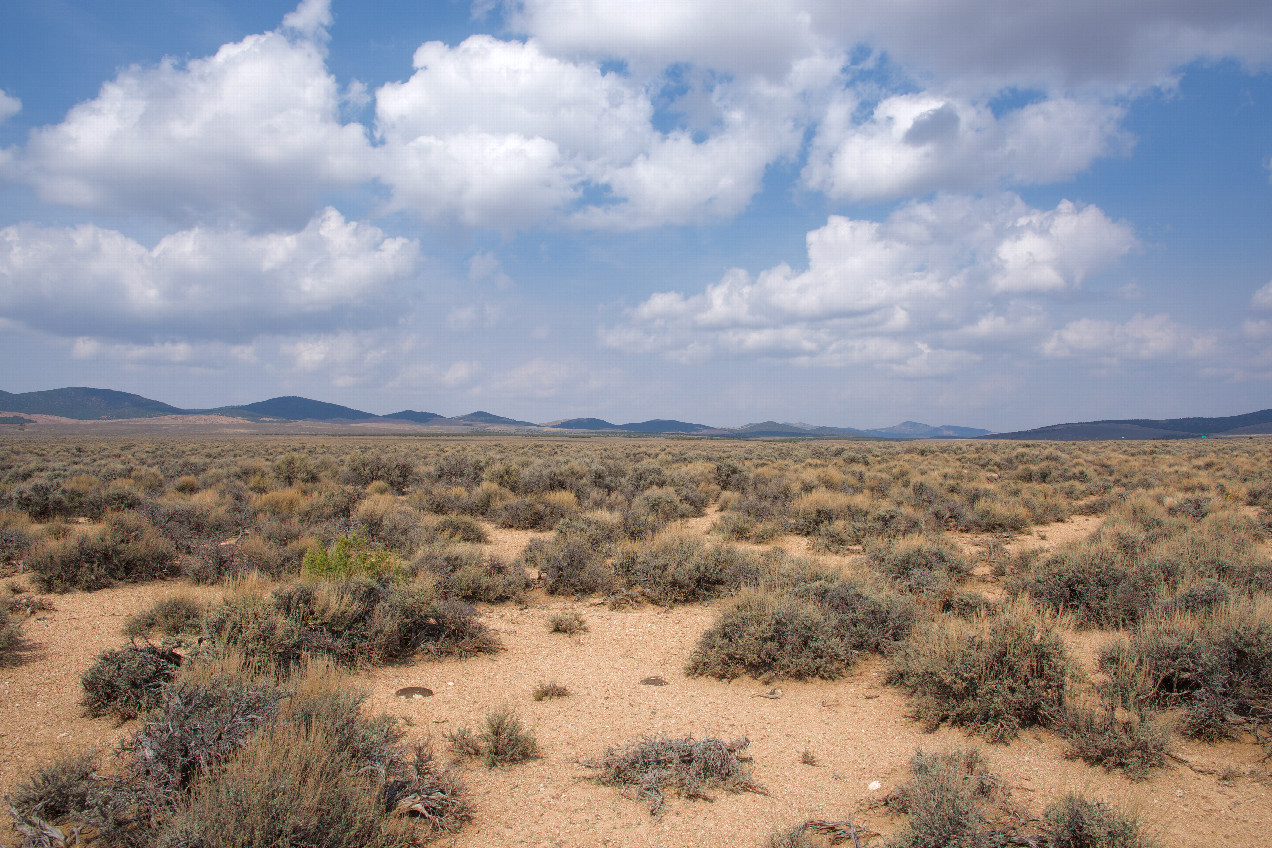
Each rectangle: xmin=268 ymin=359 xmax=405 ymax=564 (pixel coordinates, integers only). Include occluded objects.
xmin=220 ymin=396 xmax=377 ymax=421
xmin=381 ymin=410 xmax=444 ymax=424
xmin=617 ymin=419 xmax=713 ymax=434
xmin=547 ymin=418 xmax=619 ymax=430
xmin=453 ymin=411 xmax=538 ymax=427
xmin=987 ymin=409 xmax=1272 ymax=440
xmin=0 ymin=387 xmax=183 ymax=420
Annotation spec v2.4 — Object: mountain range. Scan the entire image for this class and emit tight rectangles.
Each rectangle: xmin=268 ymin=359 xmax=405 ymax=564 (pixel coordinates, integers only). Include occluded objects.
xmin=0 ymin=386 xmax=1268 ymax=440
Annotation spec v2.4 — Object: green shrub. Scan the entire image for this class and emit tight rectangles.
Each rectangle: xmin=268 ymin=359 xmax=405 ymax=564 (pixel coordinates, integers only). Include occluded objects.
xmin=29 ymin=512 xmax=176 ymax=592
xmin=1042 ymin=793 xmax=1155 ymax=848
xmin=302 ymin=532 xmax=402 ymax=581
xmin=794 ymin=577 xmax=918 ymax=655
xmin=585 ymin=735 xmax=761 ymax=815
xmin=1017 ymin=543 xmax=1164 ymax=628
xmin=888 ymin=605 xmax=1071 ymax=742
xmin=81 ymin=644 xmax=182 ymax=721
xmin=447 ymin=706 xmax=540 ymax=768
xmin=1062 ymin=708 xmax=1169 ymax=780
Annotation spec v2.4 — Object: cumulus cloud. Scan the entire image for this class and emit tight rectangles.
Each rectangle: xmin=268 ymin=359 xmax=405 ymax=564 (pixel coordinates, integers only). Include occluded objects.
xmin=15 ymin=4 xmax=371 ymax=228
xmin=602 ymin=193 xmax=1137 ymax=369
xmin=804 ymin=93 xmax=1131 ymax=201
xmin=374 ymin=35 xmax=819 ymax=229
xmin=0 ymin=208 xmax=419 ymax=343
xmin=1041 ymin=313 xmax=1218 ymax=361
xmin=511 ymin=1 xmax=1272 ymax=92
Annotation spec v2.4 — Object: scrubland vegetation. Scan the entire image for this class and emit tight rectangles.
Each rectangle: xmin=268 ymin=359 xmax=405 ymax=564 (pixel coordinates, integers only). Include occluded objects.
xmin=1 ymin=434 xmax=1269 ymax=845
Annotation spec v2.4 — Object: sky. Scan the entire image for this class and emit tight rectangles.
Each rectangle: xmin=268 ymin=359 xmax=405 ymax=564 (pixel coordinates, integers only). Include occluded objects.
xmin=1 ymin=1 xmax=1270 ymax=431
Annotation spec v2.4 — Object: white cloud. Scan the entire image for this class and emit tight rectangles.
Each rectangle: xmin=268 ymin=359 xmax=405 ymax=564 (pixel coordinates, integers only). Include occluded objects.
xmin=15 ymin=3 xmax=370 ymax=228
xmin=1041 ymin=313 xmax=1218 ymax=361
xmin=804 ymin=93 xmax=1130 ymax=201
xmin=0 ymin=208 xmax=419 ymax=343
xmin=1252 ymin=280 xmax=1272 ymax=310
xmin=602 ymin=193 xmax=1137 ymax=369
xmin=0 ymin=89 xmax=20 ymax=123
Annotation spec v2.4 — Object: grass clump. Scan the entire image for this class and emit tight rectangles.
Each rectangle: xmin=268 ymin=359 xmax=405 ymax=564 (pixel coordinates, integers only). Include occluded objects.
xmin=1042 ymin=793 xmax=1155 ymax=848
xmin=585 ymin=735 xmax=762 ymax=815
xmin=532 ymin=681 xmax=570 ymax=701
xmin=123 ymin=594 xmax=206 ymax=639
xmin=888 ymin=604 xmax=1071 ymax=742
xmin=447 ymin=706 xmax=540 ymax=768
xmin=28 ymin=512 xmax=176 ymax=592
xmin=81 ymin=643 xmax=182 ymax=721
xmin=547 ymin=610 xmax=587 ymax=634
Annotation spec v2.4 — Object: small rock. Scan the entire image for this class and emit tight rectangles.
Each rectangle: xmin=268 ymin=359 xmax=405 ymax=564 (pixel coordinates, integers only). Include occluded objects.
xmin=394 ymin=686 xmax=434 ymax=699
xmin=640 ymin=676 xmax=669 ymax=686
xmin=868 ymin=781 xmax=882 ymax=792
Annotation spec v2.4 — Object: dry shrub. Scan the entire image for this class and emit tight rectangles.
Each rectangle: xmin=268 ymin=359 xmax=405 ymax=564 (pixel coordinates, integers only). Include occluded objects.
xmin=448 ymin=706 xmax=540 ymax=768
xmin=532 ymin=681 xmax=570 ymax=700
xmin=1118 ymin=597 xmax=1272 ymax=741
xmin=412 ymin=544 xmax=527 ymax=603
xmin=1042 ymin=794 xmax=1154 ymax=848
xmin=888 ymin=748 xmax=998 ymax=848
xmin=1061 ymin=707 xmax=1169 ymax=780
xmin=354 ymin=494 xmax=423 ymax=552
xmin=207 ymin=576 xmax=500 ymax=669
xmin=547 ymin=610 xmax=587 ymax=634
xmin=868 ymin=535 xmax=971 ymax=594
xmin=685 ymin=588 xmax=848 ymax=681
xmin=123 ymin=594 xmax=206 ymax=639
xmin=28 ymin=512 xmax=176 ymax=592
xmin=81 ymin=644 xmax=182 ymax=721
xmin=586 ymin=735 xmax=762 ymax=815
xmin=424 ymin=514 xmax=489 ymax=544
xmin=521 ymin=536 xmax=616 ymax=596
xmin=888 ymin=603 xmax=1071 ymax=742
xmin=612 ymin=532 xmax=761 ymax=604
xmin=0 ymin=603 xmax=22 ymax=663
xmin=493 ymin=491 xmax=576 ymax=531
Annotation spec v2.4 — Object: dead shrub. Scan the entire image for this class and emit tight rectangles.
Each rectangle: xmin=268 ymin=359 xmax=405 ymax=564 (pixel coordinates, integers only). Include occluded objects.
xmin=532 ymin=681 xmax=570 ymax=700
xmin=585 ymin=735 xmax=762 ymax=815
xmin=547 ymin=610 xmax=587 ymax=634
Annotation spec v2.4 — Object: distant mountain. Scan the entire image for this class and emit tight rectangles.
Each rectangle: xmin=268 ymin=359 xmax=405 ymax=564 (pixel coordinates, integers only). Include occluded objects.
xmin=866 ymin=421 xmax=991 ymax=439
xmin=381 ymin=410 xmax=444 ymax=424
xmin=547 ymin=418 xmax=619 ymax=430
xmin=987 ymin=409 xmax=1272 ymax=440
xmin=219 ymin=396 xmax=377 ymax=422
xmin=0 ymin=387 xmax=184 ymax=419
xmin=617 ymin=419 xmax=713 ymax=434
xmin=452 ymin=411 xmax=538 ymax=427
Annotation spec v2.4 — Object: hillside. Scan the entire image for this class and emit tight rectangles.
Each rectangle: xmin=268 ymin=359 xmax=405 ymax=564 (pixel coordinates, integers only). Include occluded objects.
xmin=0 ymin=387 xmax=184 ymax=420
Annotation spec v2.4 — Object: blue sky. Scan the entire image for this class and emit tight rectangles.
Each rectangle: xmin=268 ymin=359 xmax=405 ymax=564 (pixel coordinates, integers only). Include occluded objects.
xmin=1 ymin=0 xmax=1270 ymax=430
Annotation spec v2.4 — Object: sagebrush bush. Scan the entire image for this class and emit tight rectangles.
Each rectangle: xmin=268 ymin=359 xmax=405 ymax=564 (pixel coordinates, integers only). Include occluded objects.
xmin=29 ymin=512 xmax=176 ymax=592
xmin=868 ymin=535 xmax=971 ymax=594
xmin=412 ymin=544 xmax=527 ymax=603
xmin=888 ymin=748 xmax=996 ymax=848
xmin=1118 ymin=597 xmax=1272 ymax=741
xmin=448 ymin=706 xmax=540 ymax=768
xmin=521 ymin=536 xmax=616 ymax=596
xmin=547 ymin=610 xmax=587 ymax=634
xmin=612 ymin=532 xmax=760 ymax=604
xmin=586 ymin=735 xmax=761 ymax=815
xmin=888 ymin=604 xmax=1071 ymax=742
xmin=207 ymin=576 xmax=500 ymax=668
xmin=1042 ymin=793 xmax=1154 ymax=848
xmin=532 ymin=681 xmax=570 ymax=700
xmin=1062 ymin=707 xmax=1169 ymax=780
xmin=0 ymin=603 xmax=20 ymax=662
xmin=81 ymin=644 xmax=182 ymax=721
xmin=686 ymin=588 xmax=849 ymax=680
xmin=124 ymin=594 xmax=206 ymax=639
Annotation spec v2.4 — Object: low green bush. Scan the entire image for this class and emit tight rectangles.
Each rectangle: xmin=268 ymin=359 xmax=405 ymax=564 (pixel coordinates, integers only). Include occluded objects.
xmin=1042 ymin=793 xmax=1154 ymax=848
xmin=124 ymin=594 xmax=206 ymax=639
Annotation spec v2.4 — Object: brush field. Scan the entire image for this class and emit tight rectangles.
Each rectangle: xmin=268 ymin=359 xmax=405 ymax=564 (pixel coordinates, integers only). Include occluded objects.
xmin=1 ymin=435 xmax=1269 ymax=846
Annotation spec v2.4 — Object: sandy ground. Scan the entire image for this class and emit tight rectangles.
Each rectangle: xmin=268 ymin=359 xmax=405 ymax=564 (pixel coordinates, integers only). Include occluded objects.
xmin=2 ymin=514 xmax=1269 ymax=847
